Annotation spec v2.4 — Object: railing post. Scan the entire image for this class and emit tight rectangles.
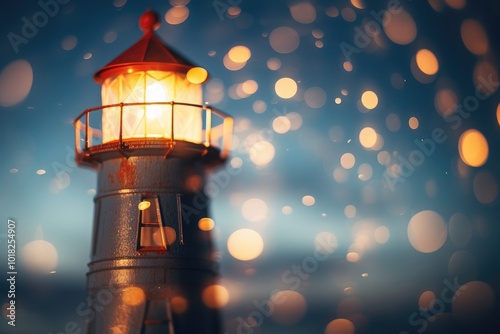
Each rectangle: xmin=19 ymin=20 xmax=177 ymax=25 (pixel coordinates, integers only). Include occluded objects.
xmin=221 ymin=117 xmax=233 ymax=159
xmin=119 ymin=103 xmax=124 ymax=147
xmin=205 ymin=107 xmax=212 ymax=147
xmin=170 ymin=101 xmax=175 ymax=142
xmin=85 ymin=110 xmax=90 ymax=151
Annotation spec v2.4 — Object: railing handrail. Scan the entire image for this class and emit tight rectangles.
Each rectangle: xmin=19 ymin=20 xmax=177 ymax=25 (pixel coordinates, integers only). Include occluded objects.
xmin=74 ymin=101 xmax=232 ymax=159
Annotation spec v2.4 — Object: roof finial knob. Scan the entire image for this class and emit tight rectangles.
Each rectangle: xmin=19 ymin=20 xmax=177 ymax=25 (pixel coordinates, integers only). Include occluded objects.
xmin=139 ymin=9 xmax=160 ymax=33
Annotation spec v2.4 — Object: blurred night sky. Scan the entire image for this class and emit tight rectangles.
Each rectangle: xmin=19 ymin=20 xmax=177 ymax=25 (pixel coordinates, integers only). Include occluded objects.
xmin=1 ymin=0 xmax=500 ymax=333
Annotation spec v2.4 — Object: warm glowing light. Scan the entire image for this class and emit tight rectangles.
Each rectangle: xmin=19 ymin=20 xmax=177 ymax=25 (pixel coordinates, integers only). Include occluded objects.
xmin=270 ymin=290 xmax=307 ymax=324
xmin=0 ymin=60 xmax=33 ymax=107
xmin=138 ymin=200 xmax=151 ymax=211
xmin=269 ymin=26 xmax=300 ymax=53
xmin=346 ymin=252 xmax=360 ymax=262
xmin=122 ymin=286 xmax=146 ymax=306
xmin=227 ymin=229 xmax=264 ymax=261
xmin=272 ymin=116 xmax=291 ymax=134
xmin=202 ymin=284 xmax=229 ymax=309
xmin=409 ymin=117 xmax=419 ymax=129
xmin=335 ymin=97 xmax=342 ymax=104
xmin=497 ymin=103 xmax=500 ymax=125
xmin=101 ymin=70 xmax=203 ymax=143
xmin=302 ymin=195 xmax=315 ymax=206
xmin=267 ymin=58 xmax=281 ymax=70
xmin=419 ymin=291 xmax=436 ymax=311
xmin=36 ymin=169 xmax=46 ymax=175
xmin=340 ymin=153 xmax=355 ymax=169
xmin=458 ymin=129 xmax=488 ymax=167
xmin=249 ymin=140 xmax=275 ymax=166
xmin=186 ymin=67 xmax=208 ymax=84
xmin=290 ymin=2 xmax=317 ymax=24
xmin=416 ymin=49 xmax=439 ymax=75
xmin=361 ymin=90 xmax=378 ymax=109
xmin=343 ymin=61 xmax=353 ymax=72
xmin=383 ymin=10 xmax=417 ymax=45
xmin=242 ymin=80 xmax=258 ymax=95
xmin=350 ymin=0 xmax=365 ymax=9
xmin=198 ymin=217 xmax=215 ymax=231
xmin=275 ymin=77 xmax=298 ymax=99
xmin=228 ymin=45 xmax=251 ymax=63
xmin=22 ymin=240 xmax=58 ymax=274
xmin=165 ymin=6 xmax=189 ymax=25
xmin=461 ymin=19 xmax=489 ymax=55
xmin=242 ymin=198 xmax=268 ymax=222
xmin=359 ymin=127 xmax=377 ymax=149
xmin=223 ymin=54 xmax=247 ymax=71
xmin=408 ymin=210 xmax=447 ymax=253
xmin=171 ymin=296 xmax=188 ymax=314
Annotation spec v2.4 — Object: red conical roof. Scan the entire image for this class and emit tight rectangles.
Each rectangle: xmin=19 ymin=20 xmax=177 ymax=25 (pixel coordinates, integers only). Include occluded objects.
xmin=94 ymin=9 xmax=198 ymax=84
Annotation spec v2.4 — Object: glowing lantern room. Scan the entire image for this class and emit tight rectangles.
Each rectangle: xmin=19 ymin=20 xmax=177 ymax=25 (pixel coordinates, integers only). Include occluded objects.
xmin=94 ymin=10 xmax=205 ymax=143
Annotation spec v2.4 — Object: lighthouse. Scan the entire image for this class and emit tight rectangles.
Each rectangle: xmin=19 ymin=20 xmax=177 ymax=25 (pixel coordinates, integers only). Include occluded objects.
xmin=74 ymin=9 xmax=232 ymax=334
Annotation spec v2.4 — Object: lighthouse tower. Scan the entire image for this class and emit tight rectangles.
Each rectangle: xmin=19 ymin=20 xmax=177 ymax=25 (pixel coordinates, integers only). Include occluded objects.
xmin=74 ymin=9 xmax=232 ymax=334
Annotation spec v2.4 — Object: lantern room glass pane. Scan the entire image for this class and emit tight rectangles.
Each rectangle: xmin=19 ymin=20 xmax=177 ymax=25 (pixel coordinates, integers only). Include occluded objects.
xmin=101 ymin=70 xmax=202 ymax=143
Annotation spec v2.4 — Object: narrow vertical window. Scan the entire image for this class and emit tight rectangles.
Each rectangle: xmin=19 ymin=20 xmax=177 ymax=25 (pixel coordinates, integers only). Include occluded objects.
xmin=138 ymin=196 xmax=176 ymax=251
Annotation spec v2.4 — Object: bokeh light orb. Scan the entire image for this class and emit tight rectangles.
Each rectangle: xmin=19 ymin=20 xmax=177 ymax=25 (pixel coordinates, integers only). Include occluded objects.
xmin=361 ymin=90 xmax=378 ymax=109
xmin=359 ymin=127 xmax=377 ymax=149
xmin=452 ymin=281 xmax=495 ymax=322
xmin=458 ymin=129 xmax=488 ymax=167
xmin=198 ymin=217 xmax=215 ymax=231
xmin=228 ymin=45 xmax=251 ymax=63
xmin=383 ymin=10 xmax=417 ymax=45
xmin=241 ymin=198 xmax=268 ymax=222
xmin=324 ymin=318 xmax=355 ymax=334
xmin=269 ymin=26 xmax=300 ymax=53
xmin=122 ymin=286 xmax=146 ymax=306
xmin=186 ymin=67 xmax=208 ymax=84
xmin=0 ymin=60 xmax=33 ymax=107
xmin=275 ymin=77 xmax=298 ymax=98
xmin=22 ymin=240 xmax=58 ymax=274
xmin=270 ymin=290 xmax=307 ymax=324
xmin=290 ymin=2 xmax=316 ymax=24
xmin=249 ymin=140 xmax=275 ymax=166
xmin=202 ymin=284 xmax=229 ymax=309
xmin=416 ymin=49 xmax=439 ymax=75
xmin=407 ymin=210 xmax=447 ymax=253
xmin=227 ymin=229 xmax=264 ymax=261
